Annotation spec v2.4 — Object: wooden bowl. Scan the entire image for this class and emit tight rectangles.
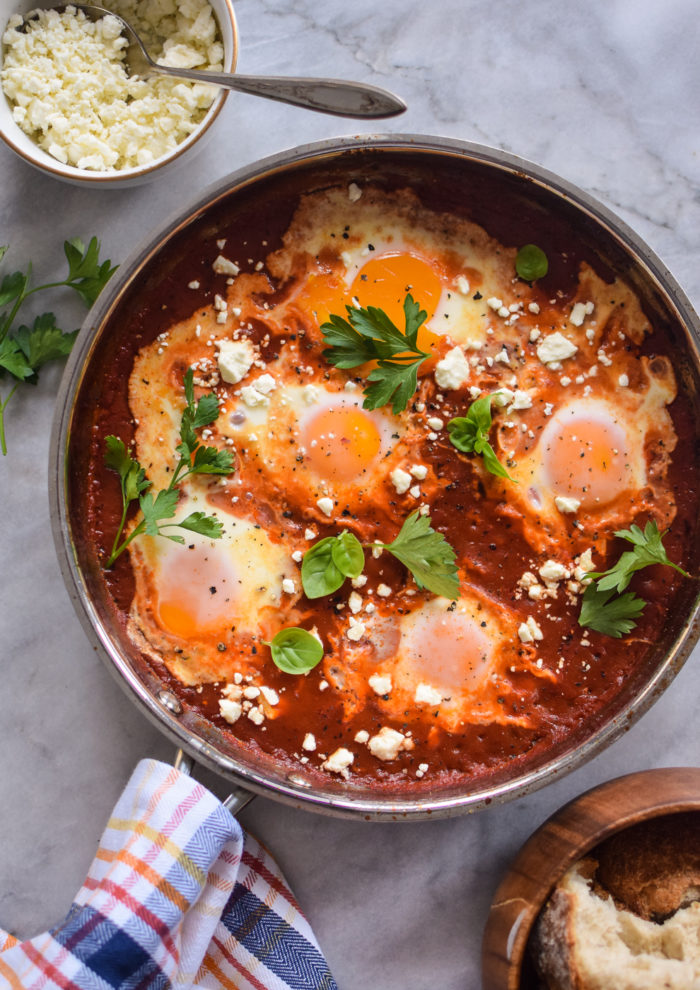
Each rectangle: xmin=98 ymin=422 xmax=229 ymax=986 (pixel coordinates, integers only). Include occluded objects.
xmin=481 ymin=767 xmax=700 ymax=989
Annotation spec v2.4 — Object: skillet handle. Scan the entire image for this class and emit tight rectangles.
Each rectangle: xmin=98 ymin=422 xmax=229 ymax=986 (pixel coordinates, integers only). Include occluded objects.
xmin=174 ymin=748 xmax=256 ymax=817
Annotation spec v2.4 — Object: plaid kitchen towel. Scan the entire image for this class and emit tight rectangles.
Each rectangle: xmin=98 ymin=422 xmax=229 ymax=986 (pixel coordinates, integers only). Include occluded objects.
xmin=0 ymin=759 xmax=337 ymax=990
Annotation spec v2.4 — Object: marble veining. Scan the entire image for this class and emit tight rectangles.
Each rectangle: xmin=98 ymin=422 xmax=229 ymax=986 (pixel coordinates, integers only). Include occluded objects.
xmin=1 ymin=1 xmax=699 ymax=987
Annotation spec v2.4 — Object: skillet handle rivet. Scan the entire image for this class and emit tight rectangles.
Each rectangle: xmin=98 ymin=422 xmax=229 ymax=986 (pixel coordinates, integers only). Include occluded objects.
xmin=158 ymin=689 xmax=183 ymax=715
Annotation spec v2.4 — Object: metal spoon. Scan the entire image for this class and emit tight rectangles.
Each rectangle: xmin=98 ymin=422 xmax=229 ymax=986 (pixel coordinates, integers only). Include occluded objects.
xmin=22 ymin=4 xmax=406 ymax=119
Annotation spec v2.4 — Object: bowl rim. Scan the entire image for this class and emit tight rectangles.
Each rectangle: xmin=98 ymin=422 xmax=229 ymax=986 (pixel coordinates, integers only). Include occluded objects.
xmin=50 ymin=132 xmax=700 ymax=820
xmin=0 ymin=0 xmax=238 ymax=182
xmin=481 ymin=766 xmax=700 ymax=990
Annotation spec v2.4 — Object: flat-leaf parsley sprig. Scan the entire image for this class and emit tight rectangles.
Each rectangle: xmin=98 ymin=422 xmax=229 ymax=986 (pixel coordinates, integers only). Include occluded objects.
xmin=447 ymin=393 xmax=514 ymax=481
xmin=578 ymin=520 xmax=693 ymax=637
xmin=0 ymin=237 xmax=116 ymax=455
xmin=104 ymin=368 xmax=235 ymax=567
xmin=320 ymin=294 xmax=429 ymax=414
xmin=301 ymin=511 xmax=461 ymax=602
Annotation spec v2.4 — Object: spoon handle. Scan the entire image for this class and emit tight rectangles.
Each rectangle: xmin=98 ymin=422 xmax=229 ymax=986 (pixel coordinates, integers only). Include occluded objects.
xmin=151 ymin=65 xmax=406 ymax=118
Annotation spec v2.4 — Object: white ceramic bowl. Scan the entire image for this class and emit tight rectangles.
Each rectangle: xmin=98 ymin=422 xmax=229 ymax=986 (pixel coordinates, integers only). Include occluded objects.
xmin=0 ymin=0 xmax=238 ymax=186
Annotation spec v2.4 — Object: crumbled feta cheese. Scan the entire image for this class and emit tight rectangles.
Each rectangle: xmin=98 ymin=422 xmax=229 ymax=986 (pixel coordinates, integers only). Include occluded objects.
xmin=351 ymin=574 xmax=368 ymax=589
xmin=217 ymin=339 xmax=255 ymax=384
xmin=508 ymin=390 xmax=533 ymax=413
xmin=346 ymin=617 xmax=365 ymax=641
xmin=491 ymin=388 xmax=514 ymax=409
xmin=377 ymin=584 xmax=392 ymax=598
xmin=243 ymin=686 xmax=260 ymax=700
xmin=302 ymin=384 xmax=319 ymax=404
xmin=518 ymin=616 xmax=544 ymax=643
xmin=537 ymin=332 xmax=578 ymax=365
xmin=302 ymin=732 xmax=316 ymax=751
xmin=354 ymin=729 xmax=370 ymax=744
xmin=260 ymin=686 xmax=279 ymax=706
xmin=348 ymin=591 xmax=363 ymax=614
xmin=219 ymin=698 xmax=242 ymax=724
xmin=410 ymin=464 xmax=428 ymax=480
xmin=494 ymin=348 xmax=511 ymax=366
xmin=316 ymin=497 xmax=334 ymax=517
xmin=528 ymin=302 xmax=540 ymax=314
xmin=554 ymin=495 xmax=581 ymax=514
xmin=435 ymin=346 xmax=470 ymax=390
xmin=618 ymin=373 xmax=629 ymax=387
xmin=304 ymin=528 xmax=317 ymax=541
xmin=253 ymin=373 xmax=276 ymax=395
xmin=409 ymin=485 xmax=421 ymax=498
xmin=427 ymin=416 xmax=444 ymax=430
xmin=368 ymin=673 xmax=392 ymax=696
xmin=323 ymin=747 xmax=354 ymax=776
xmin=414 ymin=683 xmax=442 ymax=706
xmin=239 ymin=385 xmax=269 ymax=408
xmin=390 ymin=468 xmax=412 ymax=494
xmin=213 ymin=255 xmax=240 ymax=277
xmin=281 ymin=578 xmax=296 ymax=595
xmin=539 ymin=560 xmax=570 ymax=584
xmin=574 ymin=549 xmax=596 ymax=582
xmin=455 ymin=275 xmax=470 ymax=295
xmin=347 ymin=182 xmax=362 ymax=202
xmin=487 ymin=296 xmax=503 ymax=311
xmin=1 ymin=2 xmax=225 ymax=171
xmin=367 ymin=726 xmax=410 ymax=761
xmin=570 ymin=300 xmax=595 ymax=326
xmin=247 ymin=706 xmax=265 ymax=726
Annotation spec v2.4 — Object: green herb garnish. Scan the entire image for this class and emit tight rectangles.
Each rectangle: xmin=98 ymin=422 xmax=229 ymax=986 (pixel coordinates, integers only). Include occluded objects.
xmin=104 ymin=368 xmax=235 ymax=566
xmin=266 ymin=627 xmax=324 ymax=674
xmin=578 ymin=584 xmax=646 ymax=638
xmin=300 ymin=511 xmax=460 ymax=602
xmin=301 ymin=531 xmax=364 ymax=599
xmin=447 ymin=393 xmax=513 ymax=481
xmin=515 ymin=244 xmax=548 ymax=281
xmin=378 ymin=510 xmax=460 ymax=599
xmin=578 ymin=520 xmax=692 ymax=637
xmin=0 ymin=237 xmax=116 ymax=455
xmin=320 ymin=293 xmax=429 ymax=413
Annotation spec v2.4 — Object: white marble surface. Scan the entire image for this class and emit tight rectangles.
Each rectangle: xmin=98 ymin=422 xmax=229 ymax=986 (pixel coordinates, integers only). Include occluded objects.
xmin=1 ymin=1 xmax=699 ymax=987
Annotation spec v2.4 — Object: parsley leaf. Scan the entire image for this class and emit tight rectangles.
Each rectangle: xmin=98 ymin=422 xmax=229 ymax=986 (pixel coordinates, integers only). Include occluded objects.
xmin=0 ymin=336 xmax=34 ymax=380
xmin=447 ymin=394 xmax=513 ymax=481
xmin=320 ymin=294 xmax=429 ymax=413
xmin=578 ymin=520 xmax=693 ymax=637
xmin=590 ymin=520 xmax=692 ymax=593
xmin=0 ymin=236 xmax=116 ymax=455
xmin=578 ymin=584 xmax=646 ymax=638
xmin=172 ymin=367 xmax=235 ymax=485
xmin=63 ymin=237 xmax=118 ymax=307
xmin=379 ymin=511 xmax=460 ymax=600
xmin=14 ymin=313 xmax=78 ymax=374
xmin=104 ymin=368 xmax=235 ymax=566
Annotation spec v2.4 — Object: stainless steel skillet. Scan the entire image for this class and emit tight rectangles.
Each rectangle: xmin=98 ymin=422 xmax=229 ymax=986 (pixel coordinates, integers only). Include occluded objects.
xmin=49 ymin=134 xmax=700 ymax=821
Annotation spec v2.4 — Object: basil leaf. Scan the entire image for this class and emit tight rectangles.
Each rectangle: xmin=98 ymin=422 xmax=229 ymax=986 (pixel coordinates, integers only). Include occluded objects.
xmin=516 ymin=244 xmax=548 ymax=281
xmin=301 ymin=537 xmax=345 ymax=598
xmin=268 ymin=627 xmax=324 ymax=675
xmin=330 ymin=531 xmax=364 ymax=579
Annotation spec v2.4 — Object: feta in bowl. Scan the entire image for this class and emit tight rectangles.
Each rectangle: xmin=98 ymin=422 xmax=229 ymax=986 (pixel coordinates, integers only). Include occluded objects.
xmin=0 ymin=0 xmax=237 ymax=185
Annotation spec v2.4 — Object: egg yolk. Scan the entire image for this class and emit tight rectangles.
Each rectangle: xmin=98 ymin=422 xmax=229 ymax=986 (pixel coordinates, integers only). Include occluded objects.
xmin=404 ymin=611 xmax=493 ymax=694
xmin=301 ymin=404 xmax=383 ymax=483
xmin=298 ymin=252 xmax=444 ymax=356
xmin=541 ymin=411 xmax=634 ymax=508
xmin=156 ymin=545 xmax=234 ymax=639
